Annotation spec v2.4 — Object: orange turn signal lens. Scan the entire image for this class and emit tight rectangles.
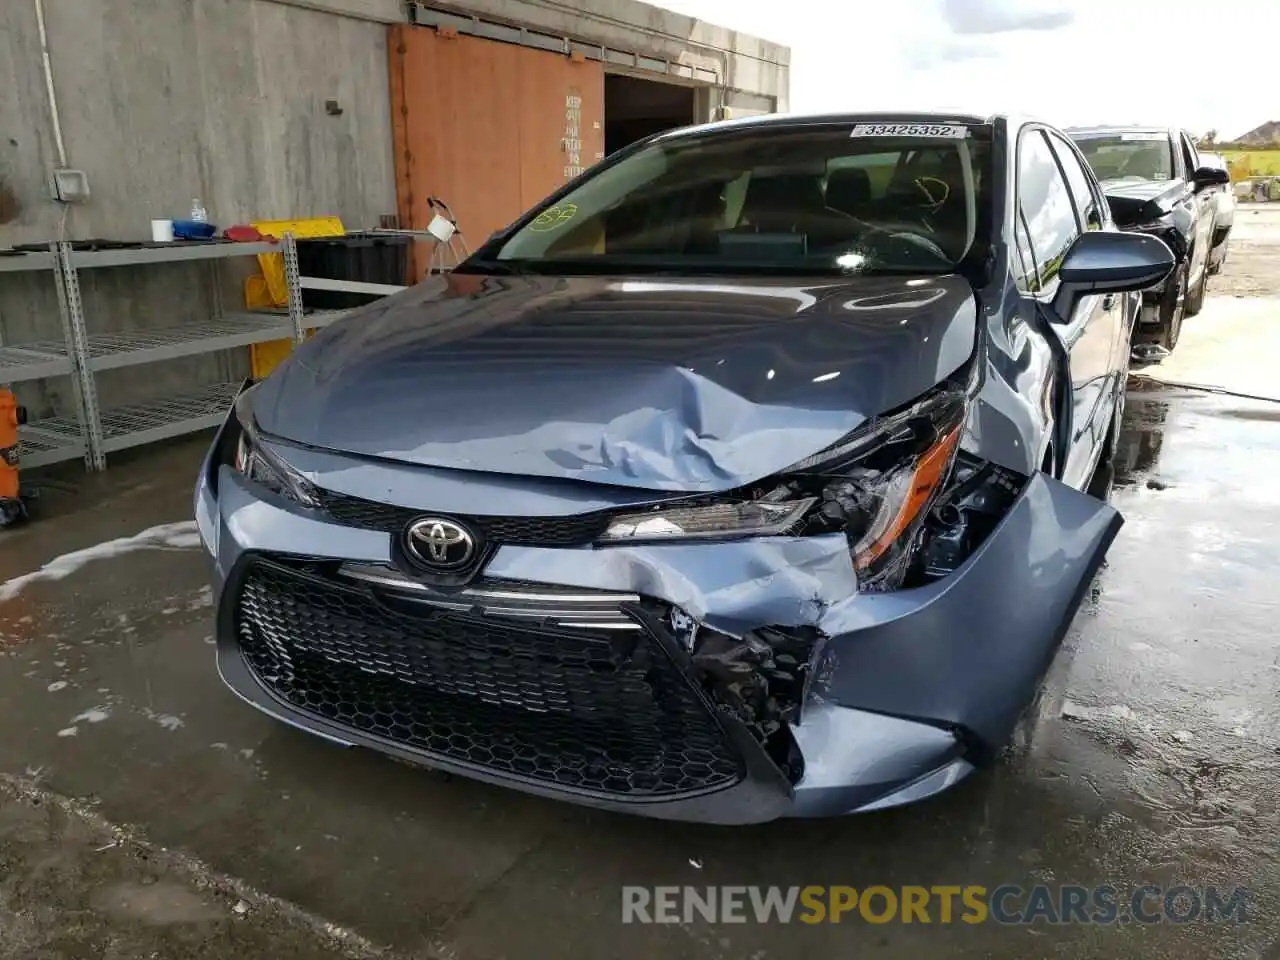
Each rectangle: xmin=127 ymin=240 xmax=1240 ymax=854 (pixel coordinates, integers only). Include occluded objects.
xmin=853 ymin=424 xmax=962 ymax=572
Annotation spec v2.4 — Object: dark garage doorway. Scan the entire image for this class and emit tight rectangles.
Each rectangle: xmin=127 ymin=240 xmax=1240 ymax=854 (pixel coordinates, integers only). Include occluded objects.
xmin=604 ymin=74 xmax=697 ymax=155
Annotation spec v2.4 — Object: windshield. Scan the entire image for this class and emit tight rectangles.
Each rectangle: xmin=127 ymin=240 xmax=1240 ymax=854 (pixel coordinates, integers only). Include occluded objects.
xmin=483 ymin=124 xmax=992 ymax=276
xmin=1071 ymin=132 xmax=1174 ymax=183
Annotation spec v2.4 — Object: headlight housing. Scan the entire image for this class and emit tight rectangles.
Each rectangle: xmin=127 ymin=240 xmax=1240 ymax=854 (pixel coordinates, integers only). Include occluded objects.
xmin=230 ymin=399 xmax=319 ymax=507
xmin=600 ymin=496 xmax=817 ymax=542
xmin=596 ymin=381 xmax=967 ymax=591
xmin=1129 ymin=217 xmax=1185 ymax=261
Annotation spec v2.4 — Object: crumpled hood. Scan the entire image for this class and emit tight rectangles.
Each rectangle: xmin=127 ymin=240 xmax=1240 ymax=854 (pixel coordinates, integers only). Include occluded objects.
xmin=251 ymin=272 xmax=976 ymax=492
xmin=1101 ymin=178 xmax=1184 ymax=224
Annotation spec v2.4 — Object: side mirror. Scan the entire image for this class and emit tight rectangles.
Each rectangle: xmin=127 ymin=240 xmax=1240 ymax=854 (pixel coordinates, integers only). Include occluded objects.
xmin=1192 ymin=164 xmax=1230 ymax=190
xmin=1051 ymin=231 xmax=1175 ymax=320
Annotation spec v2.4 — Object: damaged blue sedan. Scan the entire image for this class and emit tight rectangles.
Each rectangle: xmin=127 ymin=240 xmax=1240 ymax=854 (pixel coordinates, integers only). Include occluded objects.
xmin=195 ymin=112 xmax=1174 ymax=822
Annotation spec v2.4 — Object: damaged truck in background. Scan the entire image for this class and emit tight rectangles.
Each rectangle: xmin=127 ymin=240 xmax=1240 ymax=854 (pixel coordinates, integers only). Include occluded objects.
xmin=196 ymin=112 xmax=1174 ymax=822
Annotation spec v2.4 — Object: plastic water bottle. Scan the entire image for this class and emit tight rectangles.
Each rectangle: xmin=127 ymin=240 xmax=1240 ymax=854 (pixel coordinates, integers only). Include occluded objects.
xmin=190 ymin=198 xmax=208 ymax=223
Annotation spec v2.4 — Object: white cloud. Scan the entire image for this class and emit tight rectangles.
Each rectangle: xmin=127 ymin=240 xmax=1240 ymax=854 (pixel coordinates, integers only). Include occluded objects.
xmin=905 ymin=38 xmax=999 ymax=69
xmin=940 ymin=0 xmax=1073 ymax=34
xmin=658 ymin=0 xmax=1275 ymax=139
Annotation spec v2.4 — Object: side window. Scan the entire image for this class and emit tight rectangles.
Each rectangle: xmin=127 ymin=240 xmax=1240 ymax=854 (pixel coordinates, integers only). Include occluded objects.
xmin=1016 ymin=130 xmax=1081 ymax=293
xmin=1046 ymin=132 xmax=1104 ymax=231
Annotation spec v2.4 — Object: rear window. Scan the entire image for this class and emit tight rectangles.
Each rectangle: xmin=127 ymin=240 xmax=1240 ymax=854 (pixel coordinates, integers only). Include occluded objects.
xmin=489 ymin=123 xmax=994 ymax=276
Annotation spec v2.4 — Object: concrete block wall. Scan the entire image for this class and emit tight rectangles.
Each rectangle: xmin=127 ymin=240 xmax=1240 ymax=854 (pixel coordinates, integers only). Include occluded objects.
xmin=0 ymin=0 xmax=787 ymax=429
xmin=0 ymin=0 xmax=397 ymax=421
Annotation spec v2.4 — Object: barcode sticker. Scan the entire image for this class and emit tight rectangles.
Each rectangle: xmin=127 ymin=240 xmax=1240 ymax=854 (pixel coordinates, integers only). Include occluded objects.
xmin=850 ymin=123 xmax=968 ymax=139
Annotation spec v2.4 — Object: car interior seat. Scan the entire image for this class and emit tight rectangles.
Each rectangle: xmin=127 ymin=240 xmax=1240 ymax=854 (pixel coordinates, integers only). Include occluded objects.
xmin=737 ymin=174 xmax=829 ymax=232
xmin=825 ymin=168 xmax=872 ymax=218
xmin=824 ymin=171 xmax=875 ymax=221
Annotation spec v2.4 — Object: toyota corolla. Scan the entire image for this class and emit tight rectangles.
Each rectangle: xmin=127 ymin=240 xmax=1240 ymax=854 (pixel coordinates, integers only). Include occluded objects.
xmin=195 ymin=113 xmax=1173 ymax=823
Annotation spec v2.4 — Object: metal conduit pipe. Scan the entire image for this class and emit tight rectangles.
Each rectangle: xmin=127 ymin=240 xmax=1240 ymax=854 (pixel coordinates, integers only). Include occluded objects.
xmin=34 ymin=0 xmax=68 ymax=169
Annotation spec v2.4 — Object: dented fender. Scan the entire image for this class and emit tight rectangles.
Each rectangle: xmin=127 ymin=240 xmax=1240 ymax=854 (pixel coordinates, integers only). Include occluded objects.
xmin=813 ymin=473 xmax=1121 ymax=754
xmin=492 ymin=472 xmax=1120 ymax=762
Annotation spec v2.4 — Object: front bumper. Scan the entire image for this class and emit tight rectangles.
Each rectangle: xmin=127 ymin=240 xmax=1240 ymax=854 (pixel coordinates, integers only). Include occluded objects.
xmin=196 ymin=432 xmax=1120 ymax=824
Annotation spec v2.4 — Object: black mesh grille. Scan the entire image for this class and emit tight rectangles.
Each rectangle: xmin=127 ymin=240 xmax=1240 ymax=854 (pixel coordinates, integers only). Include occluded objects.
xmin=315 ymin=490 xmax=611 ymax=546
xmin=233 ymin=559 xmax=743 ymax=797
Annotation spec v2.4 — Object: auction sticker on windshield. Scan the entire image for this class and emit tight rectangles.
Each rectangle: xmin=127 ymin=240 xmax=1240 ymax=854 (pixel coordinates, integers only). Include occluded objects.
xmin=850 ymin=123 xmax=967 ymax=138
xmin=530 ymin=203 xmax=579 ymax=231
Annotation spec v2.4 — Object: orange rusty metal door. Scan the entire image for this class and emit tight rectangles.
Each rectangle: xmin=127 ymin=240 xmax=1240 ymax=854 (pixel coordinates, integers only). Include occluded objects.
xmin=389 ymin=25 xmax=603 ymax=277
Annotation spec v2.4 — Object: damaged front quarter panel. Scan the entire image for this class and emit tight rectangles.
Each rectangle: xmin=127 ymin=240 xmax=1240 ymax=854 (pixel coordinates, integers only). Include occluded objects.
xmin=484 ymin=462 xmax=1120 ymax=815
xmin=812 ymin=472 xmax=1121 ymax=763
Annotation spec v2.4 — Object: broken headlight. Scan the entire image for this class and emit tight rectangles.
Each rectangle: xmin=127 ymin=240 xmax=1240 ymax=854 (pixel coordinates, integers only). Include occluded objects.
xmin=231 ymin=404 xmax=319 ymax=507
xmin=599 ymin=496 xmax=816 ymax=542
xmin=596 ymin=382 xmax=966 ymax=591
xmin=788 ymin=384 xmax=965 ymax=589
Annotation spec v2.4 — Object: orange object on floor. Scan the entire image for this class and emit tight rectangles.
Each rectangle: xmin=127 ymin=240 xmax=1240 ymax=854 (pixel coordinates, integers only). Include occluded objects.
xmin=0 ymin=389 xmax=23 ymax=501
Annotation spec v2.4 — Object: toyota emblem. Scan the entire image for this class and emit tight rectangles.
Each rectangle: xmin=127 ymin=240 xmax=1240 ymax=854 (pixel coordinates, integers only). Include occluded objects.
xmin=404 ymin=517 xmax=477 ymax=570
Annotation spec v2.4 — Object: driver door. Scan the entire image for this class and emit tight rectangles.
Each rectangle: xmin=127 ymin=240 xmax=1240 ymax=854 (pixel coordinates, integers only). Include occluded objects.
xmin=1014 ymin=127 xmax=1120 ymax=489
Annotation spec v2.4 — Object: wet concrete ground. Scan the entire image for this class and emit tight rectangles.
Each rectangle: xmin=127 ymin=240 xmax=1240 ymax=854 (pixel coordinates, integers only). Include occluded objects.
xmin=3 ymin=225 xmax=1280 ymax=958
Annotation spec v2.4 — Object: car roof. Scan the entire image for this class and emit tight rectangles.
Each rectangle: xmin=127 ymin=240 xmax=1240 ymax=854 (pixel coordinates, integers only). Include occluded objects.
xmin=657 ymin=110 xmax=1002 ymax=141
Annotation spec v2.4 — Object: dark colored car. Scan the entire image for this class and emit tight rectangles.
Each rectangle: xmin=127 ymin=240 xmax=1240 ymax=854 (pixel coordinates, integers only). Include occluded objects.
xmin=1068 ymin=126 xmax=1230 ymax=352
xmin=1198 ymin=151 xmax=1236 ymax=275
xmin=197 ymin=112 xmax=1173 ymax=823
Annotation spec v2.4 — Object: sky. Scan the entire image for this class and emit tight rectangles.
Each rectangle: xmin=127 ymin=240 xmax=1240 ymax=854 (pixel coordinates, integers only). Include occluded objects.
xmin=654 ymin=0 xmax=1275 ymax=140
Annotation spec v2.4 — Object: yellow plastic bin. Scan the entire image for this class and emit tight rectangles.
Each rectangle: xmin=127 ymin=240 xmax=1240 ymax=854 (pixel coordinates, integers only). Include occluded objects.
xmin=244 ymin=216 xmax=346 ymax=379
xmin=251 ymin=216 xmax=346 ymax=306
xmin=251 ymin=328 xmax=317 ymax=380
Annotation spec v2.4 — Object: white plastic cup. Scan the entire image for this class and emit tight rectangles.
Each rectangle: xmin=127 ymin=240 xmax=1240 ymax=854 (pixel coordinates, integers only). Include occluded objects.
xmin=150 ymin=218 xmax=174 ymax=242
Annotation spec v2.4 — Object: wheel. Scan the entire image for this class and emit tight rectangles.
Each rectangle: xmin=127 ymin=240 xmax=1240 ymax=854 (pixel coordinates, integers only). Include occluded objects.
xmin=1154 ymin=259 xmax=1189 ymax=352
xmin=1208 ymin=238 xmax=1228 ymax=275
xmin=1184 ymin=258 xmax=1208 ymax=317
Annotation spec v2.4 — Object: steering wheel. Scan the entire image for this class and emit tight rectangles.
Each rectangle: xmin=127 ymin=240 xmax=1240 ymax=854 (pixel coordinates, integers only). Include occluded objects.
xmin=853 ymin=221 xmax=951 ymax=265
xmin=913 ymin=177 xmax=951 ymax=209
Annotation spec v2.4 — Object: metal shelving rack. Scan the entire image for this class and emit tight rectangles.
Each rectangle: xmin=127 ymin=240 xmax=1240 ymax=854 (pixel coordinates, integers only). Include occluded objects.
xmin=55 ymin=238 xmax=293 ymax=471
xmin=0 ymin=247 xmax=84 ymax=468
xmin=0 ymin=239 xmax=301 ymax=471
xmin=4 ymin=232 xmax=416 ymax=472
